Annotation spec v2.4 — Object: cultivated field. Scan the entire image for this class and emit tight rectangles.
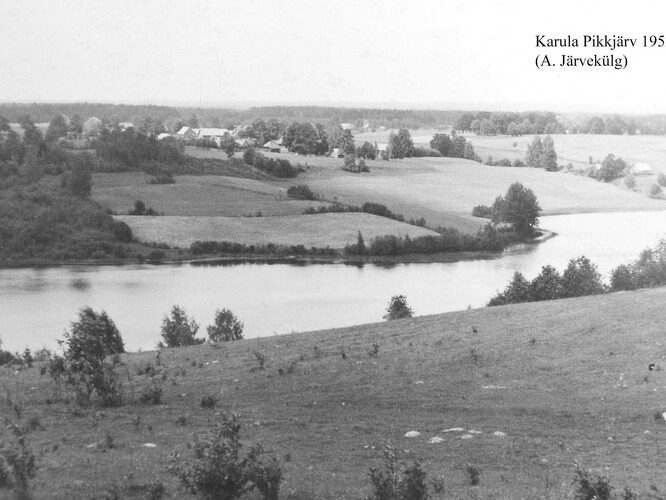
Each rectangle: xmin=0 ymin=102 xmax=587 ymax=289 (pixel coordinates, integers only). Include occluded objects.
xmin=116 ymin=212 xmax=439 ymax=249
xmin=6 ymin=286 xmax=666 ymax=498
xmin=93 ymin=173 xmax=330 ymax=217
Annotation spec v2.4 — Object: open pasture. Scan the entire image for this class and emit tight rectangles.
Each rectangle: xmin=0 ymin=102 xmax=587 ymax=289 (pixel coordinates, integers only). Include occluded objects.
xmin=6 ymin=285 xmax=666 ymax=498
xmin=116 ymin=212 xmax=439 ymax=249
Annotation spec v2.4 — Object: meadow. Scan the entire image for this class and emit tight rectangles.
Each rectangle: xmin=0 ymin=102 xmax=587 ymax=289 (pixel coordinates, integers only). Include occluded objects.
xmin=4 ymin=286 xmax=666 ymax=498
xmin=115 ymin=212 xmax=439 ymax=249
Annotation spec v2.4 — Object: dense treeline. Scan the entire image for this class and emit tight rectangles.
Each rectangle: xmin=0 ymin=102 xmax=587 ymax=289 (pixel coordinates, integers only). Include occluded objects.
xmin=189 ymin=240 xmax=336 ymax=257
xmin=489 ymin=239 xmax=666 ymax=307
xmin=454 ymin=112 xmax=564 ymax=136
xmin=345 ymin=224 xmax=521 ymax=256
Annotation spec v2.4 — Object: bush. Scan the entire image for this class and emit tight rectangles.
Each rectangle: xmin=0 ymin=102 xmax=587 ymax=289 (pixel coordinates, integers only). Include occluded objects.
xmin=112 ymin=221 xmax=133 ymax=243
xmin=207 ymin=309 xmax=244 ymax=342
xmin=169 ymin=413 xmax=283 ymax=500
xmin=368 ymin=446 xmax=429 ymax=500
xmin=650 ymin=183 xmax=663 ymax=198
xmin=147 ymin=172 xmax=175 ymax=184
xmin=160 ymin=306 xmax=204 ymax=347
xmin=624 ymin=174 xmax=636 ymax=189
xmin=286 ymin=184 xmax=317 ymax=200
xmin=573 ymin=465 xmax=612 ymax=500
xmin=243 ymin=147 xmax=256 ymax=165
xmin=139 ymin=378 xmax=163 ymax=405
xmin=658 ymin=172 xmax=666 ymax=187
xmin=0 ymin=420 xmax=37 ymax=499
xmin=383 ymin=295 xmax=413 ymax=320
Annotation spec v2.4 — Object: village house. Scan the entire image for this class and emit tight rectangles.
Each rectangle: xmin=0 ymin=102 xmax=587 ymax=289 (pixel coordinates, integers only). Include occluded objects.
xmin=631 ymin=162 xmax=653 ymax=175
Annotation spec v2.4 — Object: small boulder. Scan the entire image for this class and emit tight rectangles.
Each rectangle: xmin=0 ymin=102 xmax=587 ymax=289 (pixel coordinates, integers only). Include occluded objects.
xmin=404 ymin=431 xmax=420 ymax=438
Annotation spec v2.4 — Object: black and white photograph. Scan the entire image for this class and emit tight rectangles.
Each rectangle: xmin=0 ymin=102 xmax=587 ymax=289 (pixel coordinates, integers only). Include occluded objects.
xmin=1 ymin=0 xmax=666 ymax=497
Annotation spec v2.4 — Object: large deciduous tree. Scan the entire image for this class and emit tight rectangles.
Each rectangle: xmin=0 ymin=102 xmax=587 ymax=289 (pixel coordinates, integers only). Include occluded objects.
xmin=491 ymin=182 xmax=541 ymax=236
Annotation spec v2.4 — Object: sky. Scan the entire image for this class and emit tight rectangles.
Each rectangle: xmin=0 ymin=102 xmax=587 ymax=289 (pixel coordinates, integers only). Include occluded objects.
xmin=3 ymin=0 xmax=666 ymax=113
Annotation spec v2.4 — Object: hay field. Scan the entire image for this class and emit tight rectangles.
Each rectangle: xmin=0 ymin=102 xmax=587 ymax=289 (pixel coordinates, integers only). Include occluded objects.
xmin=7 ymin=285 xmax=666 ymax=497
xmin=116 ymin=212 xmax=439 ymax=248
xmin=301 ymin=156 xmax=666 ymax=217
xmin=93 ymin=172 xmax=329 ymax=217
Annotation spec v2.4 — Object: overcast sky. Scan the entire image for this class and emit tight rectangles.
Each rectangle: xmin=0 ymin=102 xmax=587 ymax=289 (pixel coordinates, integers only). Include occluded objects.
xmin=3 ymin=0 xmax=665 ymax=113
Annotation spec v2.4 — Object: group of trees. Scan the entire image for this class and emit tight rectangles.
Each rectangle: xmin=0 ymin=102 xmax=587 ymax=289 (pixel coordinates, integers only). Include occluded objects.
xmin=95 ymin=128 xmax=185 ymax=168
xmin=282 ymin=122 xmax=329 ymax=155
xmin=454 ymin=112 xmax=564 ymax=136
xmin=594 ymin=154 xmax=628 ymax=182
xmin=525 ymin=135 xmax=558 ymax=170
xmin=577 ymin=115 xmax=637 ymax=135
xmin=429 ymin=132 xmax=479 ymax=161
xmin=488 ymin=256 xmax=605 ymax=306
xmin=159 ymin=305 xmax=244 ymax=347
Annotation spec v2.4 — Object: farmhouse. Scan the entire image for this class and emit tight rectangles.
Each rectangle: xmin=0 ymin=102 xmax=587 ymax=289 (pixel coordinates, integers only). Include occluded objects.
xmin=340 ymin=123 xmax=353 ymax=130
xmin=631 ymin=162 xmax=653 ymax=175
xmin=156 ymin=133 xmax=172 ymax=140
xmin=118 ymin=122 xmax=134 ymax=131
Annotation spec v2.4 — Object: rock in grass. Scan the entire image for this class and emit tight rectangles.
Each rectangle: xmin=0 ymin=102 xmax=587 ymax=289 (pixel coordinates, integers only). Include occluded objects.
xmin=493 ymin=431 xmax=507 ymax=437
xmin=404 ymin=431 xmax=420 ymax=438
xmin=443 ymin=427 xmax=464 ymax=433
xmin=142 ymin=443 xmax=157 ymax=448
xmin=428 ymin=436 xmax=445 ymax=444
xmin=461 ymin=434 xmax=474 ymax=440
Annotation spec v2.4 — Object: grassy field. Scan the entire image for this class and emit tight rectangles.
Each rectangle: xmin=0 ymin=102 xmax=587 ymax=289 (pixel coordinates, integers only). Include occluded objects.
xmin=116 ymin=213 xmax=439 ymax=249
xmin=93 ymin=173 xmax=330 ymax=217
xmin=5 ymin=286 xmax=666 ymax=498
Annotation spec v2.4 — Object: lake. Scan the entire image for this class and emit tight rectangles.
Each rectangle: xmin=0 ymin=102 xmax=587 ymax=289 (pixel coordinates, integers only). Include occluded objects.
xmin=1 ymin=210 xmax=666 ymax=352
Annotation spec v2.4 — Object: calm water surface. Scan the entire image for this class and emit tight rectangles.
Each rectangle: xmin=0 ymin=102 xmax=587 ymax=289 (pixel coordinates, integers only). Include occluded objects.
xmin=1 ymin=211 xmax=665 ymax=351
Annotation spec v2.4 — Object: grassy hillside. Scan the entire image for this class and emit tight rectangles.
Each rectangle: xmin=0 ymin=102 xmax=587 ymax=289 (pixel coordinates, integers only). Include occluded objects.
xmin=116 ymin=213 xmax=440 ymax=249
xmin=4 ymin=287 xmax=666 ymax=498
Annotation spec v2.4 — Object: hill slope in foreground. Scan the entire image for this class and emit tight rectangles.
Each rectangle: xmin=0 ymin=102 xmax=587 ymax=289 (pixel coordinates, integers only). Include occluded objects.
xmin=5 ymin=288 xmax=666 ymax=498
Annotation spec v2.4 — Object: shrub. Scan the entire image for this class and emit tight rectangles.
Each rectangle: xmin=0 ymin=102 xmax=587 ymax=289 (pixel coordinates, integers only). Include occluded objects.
xmin=466 ymin=465 xmax=480 ymax=486
xmin=573 ymin=465 xmax=612 ymax=500
xmin=147 ymin=172 xmax=175 ymax=184
xmin=368 ymin=446 xmax=429 ymax=500
xmin=610 ymin=264 xmax=636 ymax=291
xmin=0 ymin=420 xmax=37 ymax=499
xmin=383 ymin=295 xmax=413 ymax=320
xmin=625 ymin=174 xmax=636 ymax=189
xmin=139 ymin=378 xmax=163 ymax=405
xmin=169 ymin=413 xmax=283 ymax=500
xmin=242 ymin=147 xmax=256 ymax=165
xmin=650 ymin=183 xmax=663 ymax=198
xmin=658 ymin=172 xmax=666 ymax=187
xmin=207 ymin=309 xmax=244 ymax=342
xmin=112 ymin=221 xmax=133 ymax=243
xmin=160 ymin=306 xmax=204 ymax=347
xmin=286 ymin=184 xmax=317 ymax=200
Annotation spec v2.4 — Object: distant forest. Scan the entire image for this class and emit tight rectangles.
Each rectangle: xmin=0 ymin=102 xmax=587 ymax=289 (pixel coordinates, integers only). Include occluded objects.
xmin=0 ymin=103 xmax=465 ymax=130
xmin=3 ymin=102 xmax=666 ymax=135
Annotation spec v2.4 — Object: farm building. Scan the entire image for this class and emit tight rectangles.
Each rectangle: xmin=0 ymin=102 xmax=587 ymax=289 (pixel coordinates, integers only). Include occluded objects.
xmin=197 ymin=128 xmax=231 ymax=141
xmin=263 ymin=140 xmax=282 ymax=152
xmin=176 ymin=126 xmax=197 ymax=139
xmin=156 ymin=133 xmax=172 ymax=140
xmin=118 ymin=122 xmax=134 ymax=131
xmin=631 ymin=162 xmax=653 ymax=175
xmin=329 ymin=148 xmax=342 ymax=158
xmin=340 ymin=123 xmax=353 ymax=130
